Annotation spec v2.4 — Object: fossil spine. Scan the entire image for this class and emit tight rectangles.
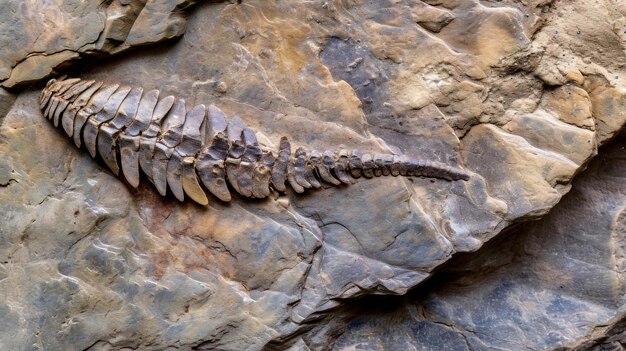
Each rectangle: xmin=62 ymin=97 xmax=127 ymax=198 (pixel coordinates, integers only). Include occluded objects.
xmin=40 ymin=77 xmax=471 ymax=205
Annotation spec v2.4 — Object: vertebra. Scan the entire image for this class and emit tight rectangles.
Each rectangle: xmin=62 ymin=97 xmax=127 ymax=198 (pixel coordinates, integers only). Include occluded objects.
xmin=40 ymin=77 xmax=471 ymax=205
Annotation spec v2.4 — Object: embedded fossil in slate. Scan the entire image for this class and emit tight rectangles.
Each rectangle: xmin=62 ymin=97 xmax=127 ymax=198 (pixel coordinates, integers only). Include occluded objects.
xmin=39 ymin=77 xmax=471 ymax=205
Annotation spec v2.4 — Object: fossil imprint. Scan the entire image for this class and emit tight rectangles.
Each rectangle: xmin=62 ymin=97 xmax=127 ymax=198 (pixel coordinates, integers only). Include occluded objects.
xmin=40 ymin=77 xmax=471 ymax=205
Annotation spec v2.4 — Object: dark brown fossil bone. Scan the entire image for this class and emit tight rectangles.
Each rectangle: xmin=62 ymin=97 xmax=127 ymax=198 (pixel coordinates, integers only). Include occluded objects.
xmin=119 ymin=88 xmax=160 ymax=188
xmin=82 ymin=86 xmax=131 ymax=159
xmin=71 ymin=84 xmax=120 ymax=149
xmin=138 ymin=95 xmax=176 ymax=183
xmin=61 ymin=81 xmax=103 ymax=138
xmin=153 ymin=98 xmax=186 ymax=199
xmin=40 ymin=77 xmax=471 ymax=205
xmin=271 ymin=137 xmax=291 ymax=192
xmin=98 ymin=87 xmax=143 ymax=176
xmin=196 ymin=105 xmax=231 ymax=202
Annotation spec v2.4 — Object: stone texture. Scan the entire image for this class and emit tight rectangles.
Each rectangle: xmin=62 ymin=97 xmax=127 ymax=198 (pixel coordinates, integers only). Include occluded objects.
xmin=0 ymin=0 xmax=204 ymax=89
xmin=0 ymin=87 xmax=16 ymax=126
xmin=333 ymin=130 xmax=626 ymax=351
xmin=0 ymin=0 xmax=625 ymax=350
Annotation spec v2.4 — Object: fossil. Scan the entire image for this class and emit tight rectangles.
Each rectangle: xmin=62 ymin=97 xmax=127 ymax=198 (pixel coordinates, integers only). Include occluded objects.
xmin=40 ymin=77 xmax=471 ymax=205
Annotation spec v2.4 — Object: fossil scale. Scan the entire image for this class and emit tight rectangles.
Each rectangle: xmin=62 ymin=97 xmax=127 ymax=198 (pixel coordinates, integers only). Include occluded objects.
xmin=39 ymin=77 xmax=471 ymax=205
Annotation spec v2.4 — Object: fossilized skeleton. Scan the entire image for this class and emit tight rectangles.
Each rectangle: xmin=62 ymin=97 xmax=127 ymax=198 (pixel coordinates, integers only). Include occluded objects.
xmin=39 ymin=77 xmax=470 ymax=205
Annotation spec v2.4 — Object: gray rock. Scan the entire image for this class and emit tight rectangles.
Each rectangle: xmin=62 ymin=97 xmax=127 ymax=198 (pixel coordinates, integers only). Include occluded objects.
xmin=0 ymin=0 xmax=625 ymax=350
xmin=333 ymin=131 xmax=626 ymax=351
xmin=0 ymin=0 xmax=206 ymax=88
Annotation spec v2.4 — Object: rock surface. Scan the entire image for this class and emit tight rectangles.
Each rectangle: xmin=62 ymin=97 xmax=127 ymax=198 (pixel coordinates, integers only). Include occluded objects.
xmin=333 ymin=130 xmax=626 ymax=351
xmin=0 ymin=0 xmax=202 ymax=88
xmin=0 ymin=0 xmax=624 ymax=350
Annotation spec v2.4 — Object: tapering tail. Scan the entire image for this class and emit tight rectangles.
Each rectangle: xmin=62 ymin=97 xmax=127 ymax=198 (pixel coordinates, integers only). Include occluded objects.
xmin=40 ymin=76 xmax=471 ymax=205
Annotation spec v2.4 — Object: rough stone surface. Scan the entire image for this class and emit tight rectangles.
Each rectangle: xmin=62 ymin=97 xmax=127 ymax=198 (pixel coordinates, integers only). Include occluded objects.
xmin=0 ymin=0 xmax=625 ymax=350
xmin=0 ymin=87 xmax=16 ymax=126
xmin=0 ymin=0 xmax=204 ymax=88
xmin=333 ymin=130 xmax=626 ymax=351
